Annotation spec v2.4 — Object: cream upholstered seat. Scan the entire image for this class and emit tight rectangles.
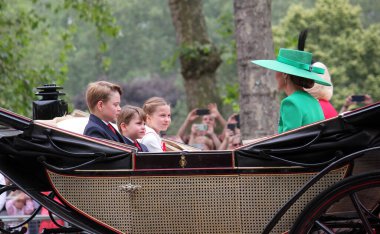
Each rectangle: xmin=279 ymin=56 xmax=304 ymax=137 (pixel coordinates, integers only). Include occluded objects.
xmin=34 ymin=110 xmax=90 ymax=135
xmin=56 ymin=117 xmax=89 ymax=134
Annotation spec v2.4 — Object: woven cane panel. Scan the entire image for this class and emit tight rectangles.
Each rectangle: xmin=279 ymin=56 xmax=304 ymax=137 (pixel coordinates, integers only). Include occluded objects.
xmin=129 ymin=176 xmax=241 ymax=233
xmin=49 ymin=173 xmax=242 ymax=233
xmin=48 ymin=172 xmax=133 ymax=233
xmin=48 ymin=167 xmax=347 ymax=234
xmin=239 ymin=166 xmax=347 ymax=234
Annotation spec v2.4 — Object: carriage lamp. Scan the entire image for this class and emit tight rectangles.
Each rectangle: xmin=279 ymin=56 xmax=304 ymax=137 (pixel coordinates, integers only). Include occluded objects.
xmin=32 ymin=84 xmax=68 ymax=120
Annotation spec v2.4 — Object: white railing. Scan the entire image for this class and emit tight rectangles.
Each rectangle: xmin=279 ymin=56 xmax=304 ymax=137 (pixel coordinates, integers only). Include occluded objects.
xmin=0 ymin=214 xmax=55 ymax=222
xmin=0 ymin=215 xmax=67 ymax=234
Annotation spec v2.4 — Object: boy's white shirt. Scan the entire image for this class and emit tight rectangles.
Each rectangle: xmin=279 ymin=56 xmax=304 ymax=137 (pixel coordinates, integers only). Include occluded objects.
xmin=141 ymin=125 xmax=163 ymax=152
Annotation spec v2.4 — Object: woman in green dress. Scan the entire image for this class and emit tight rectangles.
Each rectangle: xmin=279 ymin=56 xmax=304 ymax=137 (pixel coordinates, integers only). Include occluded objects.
xmin=251 ymin=48 xmax=331 ymax=133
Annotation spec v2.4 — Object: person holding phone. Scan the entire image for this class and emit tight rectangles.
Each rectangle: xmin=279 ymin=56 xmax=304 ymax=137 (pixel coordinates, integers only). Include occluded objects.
xmin=218 ymin=127 xmax=243 ymax=150
xmin=251 ymin=48 xmax=331 ymax=133
xmin=219 ymin=113 xmax=242 ymax=150
xmin=177 ymin=103 xmax=225 ymax=149
xmin=188 ymin=123 xmax=213 ymax=150
xmin=340 ymin=94 xmax=373 ymax=113
xmin=204 ymin=103 xmax=227 ymax=130
xmin=219 ymin=113 xmax=239 ymax=140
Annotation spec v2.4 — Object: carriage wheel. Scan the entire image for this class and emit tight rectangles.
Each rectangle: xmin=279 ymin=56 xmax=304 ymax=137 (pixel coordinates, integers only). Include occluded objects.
xmin=290 ymin=171 xmax=380 ymax=234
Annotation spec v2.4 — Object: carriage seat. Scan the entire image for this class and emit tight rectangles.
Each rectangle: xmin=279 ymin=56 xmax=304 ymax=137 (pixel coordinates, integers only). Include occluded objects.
xmin=34 ymin=109 xmax=90 ymax=135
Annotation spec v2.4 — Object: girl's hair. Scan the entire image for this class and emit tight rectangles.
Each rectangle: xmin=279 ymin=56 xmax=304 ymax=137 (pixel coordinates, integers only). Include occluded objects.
xmin=289 ymin=75 xmax=314 ymax=89
xmin=143 ymin=97 xmax=169 ymax=115
xmin=86 ymin=81 xmax=122 ymax=113
xmin=117 ymin=105 xmax=146 ymax=132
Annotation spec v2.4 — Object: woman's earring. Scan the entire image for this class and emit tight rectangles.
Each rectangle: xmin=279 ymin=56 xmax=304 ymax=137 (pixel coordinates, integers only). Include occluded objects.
xmin=282 ymin=74 xmax=287 ymax=85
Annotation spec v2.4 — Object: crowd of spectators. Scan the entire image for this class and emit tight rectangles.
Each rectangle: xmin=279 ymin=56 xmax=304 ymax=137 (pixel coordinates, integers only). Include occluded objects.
xmin=0 ymin=174 xmax=63 ymax=233
xmin=176 ymin=103 xmax=242 ymax=150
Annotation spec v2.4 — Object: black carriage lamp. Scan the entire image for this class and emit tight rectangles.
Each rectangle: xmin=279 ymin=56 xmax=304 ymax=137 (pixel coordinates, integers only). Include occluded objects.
xmin=32 ymin=84 xmax=68 ymax=120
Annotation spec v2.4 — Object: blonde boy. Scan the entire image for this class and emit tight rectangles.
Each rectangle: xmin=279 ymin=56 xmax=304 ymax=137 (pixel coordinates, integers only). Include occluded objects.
xmin=84 ymin=81 xmax=125 ymax=143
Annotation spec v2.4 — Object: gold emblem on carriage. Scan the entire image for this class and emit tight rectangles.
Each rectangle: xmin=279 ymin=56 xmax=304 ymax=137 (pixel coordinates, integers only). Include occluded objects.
xmin=179 ymin=155 xmax=187 ymax=168
xmin=118 ymin=183 xmax=141 ymax=194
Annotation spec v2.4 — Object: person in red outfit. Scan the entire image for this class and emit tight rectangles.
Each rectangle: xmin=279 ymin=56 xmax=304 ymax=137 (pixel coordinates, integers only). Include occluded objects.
xmin=304 ymin=62 xmax=338 ymax=119
xmin=39 ymin=192 xmax=64 ymax=233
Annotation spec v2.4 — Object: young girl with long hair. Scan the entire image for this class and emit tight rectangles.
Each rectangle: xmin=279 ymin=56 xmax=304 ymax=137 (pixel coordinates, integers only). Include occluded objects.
xmin=141 ymin=97 xmax=171 ymax=152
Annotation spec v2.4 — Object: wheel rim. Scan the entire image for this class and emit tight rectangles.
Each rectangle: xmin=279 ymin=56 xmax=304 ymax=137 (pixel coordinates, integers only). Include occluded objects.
xmin=295 ymin=175 xmax=380 ymax=233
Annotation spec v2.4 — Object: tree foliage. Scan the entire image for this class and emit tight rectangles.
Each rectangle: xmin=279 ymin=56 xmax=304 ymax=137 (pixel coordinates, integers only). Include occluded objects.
xmin=0 ymin=0 xmax=119 ymax=116
xmin=1 ymin=0 xmax=379 ymax=121
xmin=65 ymin=0 xmax=178 ymax=97
xmin=0 ymin=0 xmax=60 ymax=115
xmin=273 ymin=0 xmax=380 ymax=108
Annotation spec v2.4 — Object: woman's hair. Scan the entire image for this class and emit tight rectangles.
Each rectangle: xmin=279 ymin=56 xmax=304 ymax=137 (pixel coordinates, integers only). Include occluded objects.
xmin=143 ymin=97 xmax=169 ymax=115
xmin=117 ymin=105 xmax=146 ymax=132
xmin=304 ymin=62 xmax=333 ymax=100
xmin=289 ymin=74 xmax=315 ymax=89
xmin=86 ymin=81 xmax=122 ymax=113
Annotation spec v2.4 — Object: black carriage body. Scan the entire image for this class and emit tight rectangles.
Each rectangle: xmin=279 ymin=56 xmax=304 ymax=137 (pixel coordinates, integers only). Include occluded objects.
xmin=0 ymin=103 xmax=379 ymax=233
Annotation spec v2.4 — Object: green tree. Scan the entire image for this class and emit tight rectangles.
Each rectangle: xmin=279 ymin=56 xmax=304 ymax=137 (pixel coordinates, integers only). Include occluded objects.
xmin=271 ymin=0 xmax=315 ymax=25
xmin=65 ymin=0 xmax=178 ymax=97
xmin=273 ymin=0 xmax=380 ymax=109
xmin=0 ymin=0 xmax=119 ymax=116
xmin=204 ymin=0 xmax=239 ymax=114
xmin=350 ymin=0 xmax=380 ymax=27
xmin=0 ymin=1 xmax=61 ymax=115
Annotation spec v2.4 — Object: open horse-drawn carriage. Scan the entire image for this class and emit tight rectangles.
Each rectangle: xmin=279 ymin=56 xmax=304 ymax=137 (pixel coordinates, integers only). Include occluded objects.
xmin=0 ymin=101 xmax=379 ymax=233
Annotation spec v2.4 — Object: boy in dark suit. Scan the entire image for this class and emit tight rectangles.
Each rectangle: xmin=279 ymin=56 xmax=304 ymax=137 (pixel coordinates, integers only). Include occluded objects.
xmin=84 ymin=81 xmax=125 ymax=143
xmin=117 ymin=105 xmax=149 ymax=152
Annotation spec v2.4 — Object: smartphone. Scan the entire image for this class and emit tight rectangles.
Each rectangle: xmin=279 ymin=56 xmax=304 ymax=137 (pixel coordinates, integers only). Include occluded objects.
xmin=227 ymin=123 xmax=236 ymax=131
xmin=196 ymin=109 xmax=210 ymax=116
xmin=234 ymin=114 xmax=240 ymax=129
xmin=351 ymin=95 xmax=365 ymax=102
xmin=194 ymin=124 xmax=208 ymax=131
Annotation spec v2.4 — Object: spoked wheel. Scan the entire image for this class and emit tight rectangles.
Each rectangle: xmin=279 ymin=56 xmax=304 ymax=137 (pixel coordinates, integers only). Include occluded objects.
xmin=290 ymin=171 xmax=380 ymax=234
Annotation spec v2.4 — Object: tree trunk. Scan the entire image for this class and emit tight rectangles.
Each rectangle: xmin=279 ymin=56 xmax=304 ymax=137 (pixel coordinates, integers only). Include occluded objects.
xmin=168 ymin=0 xmax=222 ymax=110
xmin=233 ymin=0 xmax=279 ymax=139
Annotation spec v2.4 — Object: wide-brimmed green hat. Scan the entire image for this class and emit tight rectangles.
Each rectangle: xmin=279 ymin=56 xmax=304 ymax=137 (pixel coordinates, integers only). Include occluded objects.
xmin=251 ymin=48 xmax=331 ymax=86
